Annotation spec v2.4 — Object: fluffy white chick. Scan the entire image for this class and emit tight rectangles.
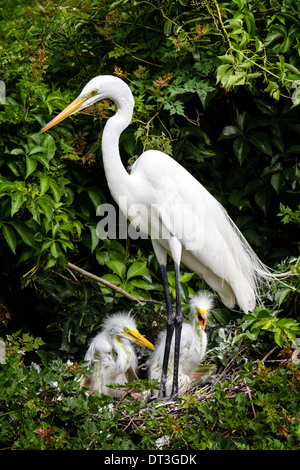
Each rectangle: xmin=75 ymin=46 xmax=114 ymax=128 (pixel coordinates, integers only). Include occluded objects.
xmin=148 ymin=291 xmax=214 ymax=397
xmin=84 ymin=312 xmax=154 ymax=398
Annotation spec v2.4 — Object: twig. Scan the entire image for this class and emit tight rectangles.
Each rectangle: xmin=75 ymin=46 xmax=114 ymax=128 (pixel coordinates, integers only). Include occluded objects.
xmin=261 ymin=346 xmax=278 ymax=364
xmin=35 ymin=0 xmax=46 ymax=13
xmin=50 ymin=269 xmax=81 ymax=287
xmin=52 ymin=262 xmax=165 ymax=307
xmin=243 ymin=377 xmax=256 ymax=417
xmin=67 ymin=262 xmax=143 ymax=306
xmin=66 ymin=267 xmax=81 ymax=283
xmin=214 ymin=347 xmax=247 ymax=385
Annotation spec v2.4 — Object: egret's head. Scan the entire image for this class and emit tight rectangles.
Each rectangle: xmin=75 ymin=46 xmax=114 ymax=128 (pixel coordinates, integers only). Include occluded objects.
xmin=39 ymin=75 xmax=133 ymax=134
xmin=104 ymin=312 xmax=154 ymax=350
xmin=189 ymin=291 xmax=214 ymax=330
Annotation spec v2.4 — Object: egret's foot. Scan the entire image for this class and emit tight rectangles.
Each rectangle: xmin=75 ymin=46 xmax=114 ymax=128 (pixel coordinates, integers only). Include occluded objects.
xmin=148 ymin=391 xmax=178 ymax=403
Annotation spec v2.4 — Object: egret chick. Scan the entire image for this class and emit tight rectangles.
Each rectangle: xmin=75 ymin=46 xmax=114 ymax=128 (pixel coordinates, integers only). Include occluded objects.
xmin=84 ymin=312 xmax=154 ymax=397
xmin=148 ymin=291 xmax=213 ymax=398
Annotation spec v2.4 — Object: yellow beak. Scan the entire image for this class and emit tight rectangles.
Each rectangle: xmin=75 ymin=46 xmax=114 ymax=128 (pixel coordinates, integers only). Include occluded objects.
xmin=196 ymin=308 xmax=207 ymax=329
xmin=127 ymin=329 xmax=155 ymax=350
xmin=39 ymin=96 xmax=87 ymax=134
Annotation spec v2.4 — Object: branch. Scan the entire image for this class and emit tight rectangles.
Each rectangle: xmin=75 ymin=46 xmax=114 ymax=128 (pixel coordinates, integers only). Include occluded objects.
xmin=243 ymin=377 xmax=256 ymax=417
xmin=67 ymin=262 xmax=144 ymax=306
xmin=214 ymin=346 xmax=248 ymax=385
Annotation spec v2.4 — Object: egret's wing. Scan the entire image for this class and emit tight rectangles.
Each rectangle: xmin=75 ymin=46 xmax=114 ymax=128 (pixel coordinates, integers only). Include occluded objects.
xmin=83 ymin=358 xmax=103 ymax=394
xmin=85 ymin=331 xmax=111 ymax=362
xmin=132 ymin=150 xmax=271 ymax=312
xmin=84 ymin=332 xmax=113 ymax=394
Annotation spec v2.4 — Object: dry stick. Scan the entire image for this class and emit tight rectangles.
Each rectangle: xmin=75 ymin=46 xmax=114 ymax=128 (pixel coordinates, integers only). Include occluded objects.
xmin=260 ymin=346 xmax=278 ymax=363
xmin=51 ymin=269 xmax=81 ymax=286
xmin=66 ymin=262 xmax=165 ymax=307
xmin=243 ymin=377 xmax=257 ymax=417
xmin=52 ymin=266 xmax=165 ymax=308
xmin=214 ymin=346 xmax=248 ymax=386
xmin=67 ymin=262 xmax=144 ymax=305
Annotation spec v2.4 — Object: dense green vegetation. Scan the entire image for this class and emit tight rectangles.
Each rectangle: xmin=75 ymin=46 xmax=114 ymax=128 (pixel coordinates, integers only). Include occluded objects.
xmin=0 ymin=0 xmax=299 ymax=450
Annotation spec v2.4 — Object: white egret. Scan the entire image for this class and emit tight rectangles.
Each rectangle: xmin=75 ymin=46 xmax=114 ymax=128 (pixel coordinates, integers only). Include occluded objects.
xmin=40 ymin=75 xmax=278 ymax=398
xmin=83 ymin=312 xmax=154 ymax=397
xmin=148 ymin=291 xmax=213 ymax=398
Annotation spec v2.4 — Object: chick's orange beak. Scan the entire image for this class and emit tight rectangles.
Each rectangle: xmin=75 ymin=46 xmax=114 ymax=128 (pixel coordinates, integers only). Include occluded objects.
xmin=196 ymin=308 xmax=207 ymax=329
xmin=39 ymin=96 xmax=86 ymax=134
xmin=127 ymin=329 xmax=155 ymax=350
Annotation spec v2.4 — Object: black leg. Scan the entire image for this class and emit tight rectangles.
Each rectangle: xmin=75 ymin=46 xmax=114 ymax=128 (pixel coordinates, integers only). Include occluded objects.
xmin=159 ymin=264 xmax=174 ymax=398
xmin=171 ymin=261 xmax=182 ymax=397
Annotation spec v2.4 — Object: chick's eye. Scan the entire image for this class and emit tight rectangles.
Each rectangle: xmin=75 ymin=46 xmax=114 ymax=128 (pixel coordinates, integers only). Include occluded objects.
xmin=123 ymin=327 xmax=129 ymax=333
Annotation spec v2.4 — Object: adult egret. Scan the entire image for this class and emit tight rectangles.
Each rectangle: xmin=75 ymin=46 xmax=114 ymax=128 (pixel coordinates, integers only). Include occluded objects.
xmin=148 ymin=291 xmax=213 ymax=398
xmin=40 ymin=75 xmax=277 ymax=398
xmin=83 ymin=312 xmax=154 ymax=397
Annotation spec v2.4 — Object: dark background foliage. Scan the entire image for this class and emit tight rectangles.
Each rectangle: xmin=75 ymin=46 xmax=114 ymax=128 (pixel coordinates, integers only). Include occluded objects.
xmin=0 ymin=0 xmax=299 ymax=450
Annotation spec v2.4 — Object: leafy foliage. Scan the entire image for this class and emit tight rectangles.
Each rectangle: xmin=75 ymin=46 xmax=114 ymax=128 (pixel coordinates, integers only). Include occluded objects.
xmin=0 ymin=0 xmax=299 ymax=450
xmin=0 ymin=332 xmax=299 ymax=450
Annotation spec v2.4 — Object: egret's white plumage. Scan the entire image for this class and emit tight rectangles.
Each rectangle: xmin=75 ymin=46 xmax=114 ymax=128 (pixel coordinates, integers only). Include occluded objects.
xmin=84 ymin=312 xmax=154 ymax=397
xmin=40 ymin=75 xmax=273 ymax=314
xmin=148 ymin=291 xmax=213 ymax=397
xmin=40 ymin=74 xmax=278 ymax=397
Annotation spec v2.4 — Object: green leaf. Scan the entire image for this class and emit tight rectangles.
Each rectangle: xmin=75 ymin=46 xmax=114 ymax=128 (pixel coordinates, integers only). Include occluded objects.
xmin=10 ymin=221 xmax=35 ymax=247
xmin=257 ymin=318 xmax=275 ymax=330
xmin=254 ymin=188 xmax=272 ymax=215
xmin=245 ymin=329 xmax=260 ymax=340
xmin=275 ymin=288 xmax=291 ymax=306
xmin=34 ymin=154 xmax=51 ymax=169
xmin=88 ymin=225 xmax=99 ymax=252
xmin=10 ymin=148 xmax=24 ymax=155
xmin=271 ymin=172 xmax=283 ymax=193
xmin=233 ymin=137 xmax=251 ymax=164
xmin=25 ymin=157 xmax=37 ymax=178
xmin=3 ymin=224 xmax=17 ymax=254
xmin=274 ymin=329 xmax=284 ymax=347
xmin=95 ymin=251 xmax=110 ymax=265
xmin=242 ymin=316 xmax=257 ymax=330
xmin=179 ymin=272 xmax=194 ymax=283
xmin=49 ymin=180 xmax=61 ymax=202
xmin=29 ymin=145 xmax=44 ymax=155
xmin=11 ymin=192 xmax=24 ymax=216
xmin=40 ymin=176 xmax=50 ymax=195
xmin=106 ymin=260 xmax=126 ymax=280
xmin=129 ymin=279 xmax=152 ymax=290
xmin=87 ymin=188 xmax=102 ymax=210
xmin=216 ymin=63 xmax=232 ymax=84
xmin=50 ymin=242 xmax=62 ymax=258
xmin=7 ymin=162 xmax=21 ymax=177
xmin=126 ymin=261 xmax=148 ymax=280
xmin=250 ymin=132 xmax=273 ymax=156
xmin=235 ymin=112 xmax=250 ymax=132
xmin=163 ymin=100 xmax=185 ymax=117
xmin=219 ymin=126 xmax=240 ymax=140
xmin=211 ymin=309 xmax=231 ymax=325
xmin=36 ymin=195 xmax=56 ymax=221
xmin=43 ymin=134 xmax=56 ymax=160
xmin=164 ymin=19 xmax=173 ymax=36
xmin=100 ymin=274 xmax=121 ymax=285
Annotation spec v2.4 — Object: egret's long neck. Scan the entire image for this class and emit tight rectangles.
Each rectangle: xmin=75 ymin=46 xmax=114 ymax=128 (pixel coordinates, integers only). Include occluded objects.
xmin=101 ymin=92 xmax=134 ymax=205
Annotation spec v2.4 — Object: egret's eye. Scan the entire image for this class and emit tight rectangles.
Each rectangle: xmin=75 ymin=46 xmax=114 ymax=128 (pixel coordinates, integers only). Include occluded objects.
xmin=90 ymin=89 xmax=98 ymax=96
xmin=123 ymin=327 xmax=129 ymax=333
